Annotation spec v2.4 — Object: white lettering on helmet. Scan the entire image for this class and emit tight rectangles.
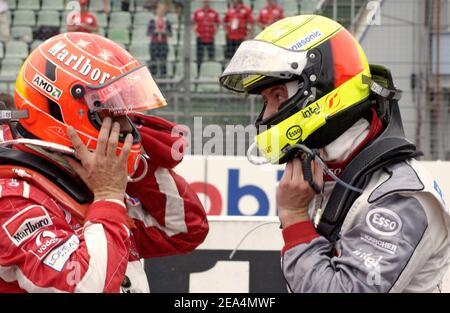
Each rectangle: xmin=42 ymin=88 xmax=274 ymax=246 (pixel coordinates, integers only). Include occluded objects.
xmin=64 ymin=54 xmax=78 ymax=67
xmin=290 ymin=30 xmax=323 ymax=51
xmin=100 ymin=72 xmax=111 ymax=84
xmin=47 ymin=41 xmax=112 ymax=84
xmin=79 ymin=58 xmax=92 ymax=76
xmin=91 ymin=68 xmax=102 ymax=81
xmin=56 ymin=49 xmax=69 ymax=62
xmin=72 ymin=55 xmax=85 ymax=71
xmin=47 ymin=41 xmax=67 ymax=55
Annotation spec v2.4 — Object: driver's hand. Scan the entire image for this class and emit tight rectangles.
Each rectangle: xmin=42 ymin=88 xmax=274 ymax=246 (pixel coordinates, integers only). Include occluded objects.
xmin=64 ymin=117 xmax=133 ymax=202
xmin=277 ymin=158 xmax=323 ymax=228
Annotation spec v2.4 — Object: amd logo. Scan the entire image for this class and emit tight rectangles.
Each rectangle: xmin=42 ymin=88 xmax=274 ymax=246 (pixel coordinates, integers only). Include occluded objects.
xmin=32 ymin=74 xmax=62 ymax=100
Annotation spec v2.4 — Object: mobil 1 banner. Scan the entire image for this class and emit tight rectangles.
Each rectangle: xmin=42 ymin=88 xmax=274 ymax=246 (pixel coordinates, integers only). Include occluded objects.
xmin=145 ymin=250 xmax=287 ymax=293
xmin=144 ymin=217 xmax=288 ymax=293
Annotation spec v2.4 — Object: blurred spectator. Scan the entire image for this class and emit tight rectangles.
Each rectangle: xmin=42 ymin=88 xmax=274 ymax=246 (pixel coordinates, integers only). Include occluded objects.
xmin=144 ymin=0 xmax=173 ymax=12
xmin=0 ymin=93 xmax=14 ymax=110
xmin=102 ymin=0 xmax=111 ymax=13
xmin=192 ymin=0 xmax=220 ymax=76
xmin=67 ymin=0 xmax=99 ymax=33
xmin=33 ymin=26 xmax=60 ymax=41
xmin=143 ymin=0 xmax=159 ymax=11
xmin=0 ymin=0 xmax=10 ymax=41
xmin=148 ymin=3 xmax=172 ymax=77
xmin=257 ymin=0 xmax=284 ymax=29
xmin=121 ymin=0 xmax=130 ymax=11
xmin=224 ymin=0 xmax=254 ymax=60
xmin=173 ymin=0 xmax=183 ymax=15
xmin=143 ymin=0 xmax=181 ymax=14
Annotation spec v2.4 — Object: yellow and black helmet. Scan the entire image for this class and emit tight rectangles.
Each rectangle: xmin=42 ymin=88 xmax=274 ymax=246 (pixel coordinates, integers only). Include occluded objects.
xmin=220 ymin=15 xmax=372 ymax=164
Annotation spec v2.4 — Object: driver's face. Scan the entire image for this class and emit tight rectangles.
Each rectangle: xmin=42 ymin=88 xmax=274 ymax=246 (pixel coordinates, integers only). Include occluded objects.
xmin=260 ymin=83 xmax=289 ymax=120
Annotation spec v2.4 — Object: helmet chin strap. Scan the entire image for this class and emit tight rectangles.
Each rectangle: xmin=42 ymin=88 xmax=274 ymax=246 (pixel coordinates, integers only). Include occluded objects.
xmin=246 ymin=142 xmax=363 ymax=194
xmin=362 ymin=75 xmax=403 ymax=100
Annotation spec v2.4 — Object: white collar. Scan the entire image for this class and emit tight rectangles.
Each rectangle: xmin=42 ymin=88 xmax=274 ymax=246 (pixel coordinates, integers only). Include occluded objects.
xmin=322 ymin=118 xmax=370 ymax=162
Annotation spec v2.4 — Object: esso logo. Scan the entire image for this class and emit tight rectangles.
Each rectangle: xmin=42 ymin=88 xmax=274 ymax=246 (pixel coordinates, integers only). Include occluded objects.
xmin=366 ymin=208 xmax=402 ymax=236
xmin=286 ymin=125 xmax=302 ymax=141
xmin=329 ymin=168 xmax=342 ymax=176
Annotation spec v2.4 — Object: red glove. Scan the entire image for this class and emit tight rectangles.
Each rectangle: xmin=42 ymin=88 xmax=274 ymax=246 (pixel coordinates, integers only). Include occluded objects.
xmin=128 ymin=113 xmax=188 ymax=169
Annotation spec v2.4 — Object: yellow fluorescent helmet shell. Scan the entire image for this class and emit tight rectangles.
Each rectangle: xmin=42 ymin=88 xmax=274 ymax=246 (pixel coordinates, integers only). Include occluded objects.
xmin=15 ymin=63 xmax=27 ymax=96
xmin=255 ymin=72 xmax=371 ymax=163
xmin=255 ymin=15 xmax=342 ymax=50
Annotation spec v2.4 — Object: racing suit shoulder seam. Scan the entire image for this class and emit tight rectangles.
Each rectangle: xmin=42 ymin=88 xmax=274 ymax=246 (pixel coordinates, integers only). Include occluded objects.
xmin=368 ymin=162 xmax=424 ymax=204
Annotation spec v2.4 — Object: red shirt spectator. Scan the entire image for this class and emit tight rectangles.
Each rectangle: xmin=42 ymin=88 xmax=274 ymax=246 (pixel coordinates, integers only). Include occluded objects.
xmin=257 ymin=0 xmax=284 ymax=29
xmin=67 ymin=0 xmax=99 ymax=33
xmin=224 ymin=0 xmax=254 ymax=41
xmin=192 ymin=2 xmax=220 ymax=44
xmin=147 ymin=16 xmax=172 ymax=44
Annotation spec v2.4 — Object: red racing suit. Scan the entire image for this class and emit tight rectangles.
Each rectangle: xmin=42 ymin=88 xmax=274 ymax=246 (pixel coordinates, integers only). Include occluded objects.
xmin=0 ymin=115 xmax=209 ymax=293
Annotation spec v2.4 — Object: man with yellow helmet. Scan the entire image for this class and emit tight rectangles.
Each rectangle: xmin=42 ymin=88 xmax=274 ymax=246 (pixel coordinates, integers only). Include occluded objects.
xmin=220 ymin=15 xmax=450 ymax=292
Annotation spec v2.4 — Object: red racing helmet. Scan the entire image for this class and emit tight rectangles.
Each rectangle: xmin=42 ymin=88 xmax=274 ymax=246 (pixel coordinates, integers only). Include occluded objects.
xmin=14 ymin=32 xmax=167 ymax=175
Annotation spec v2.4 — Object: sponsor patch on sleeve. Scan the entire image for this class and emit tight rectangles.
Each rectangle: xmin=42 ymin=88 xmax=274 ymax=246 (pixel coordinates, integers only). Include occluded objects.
xmin=43 ymin=234 xmax=80 ymax=272
xmin=352 ymin=248 xmax=383 ymax=270
xmin=360 ymin=233 xmax=398 ymax=255
xmin=23 ymin=229 xmax=69 ymax=260
xmin=365 ymin=207 xmax=402 ymax=237
xmin=2 ymin=205 xmax=54 ymax=247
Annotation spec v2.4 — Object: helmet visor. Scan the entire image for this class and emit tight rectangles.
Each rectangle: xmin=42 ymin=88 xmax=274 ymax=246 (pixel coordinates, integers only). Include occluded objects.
xmin=220 ymin=40 xmax=309 ymax=93
xmin=84 ymin=65 xmax=167 ymax=115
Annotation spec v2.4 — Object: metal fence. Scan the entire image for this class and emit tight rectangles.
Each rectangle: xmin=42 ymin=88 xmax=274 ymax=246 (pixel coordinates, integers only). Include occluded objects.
xmin=1 ymin=0 xmax=448 ymax=159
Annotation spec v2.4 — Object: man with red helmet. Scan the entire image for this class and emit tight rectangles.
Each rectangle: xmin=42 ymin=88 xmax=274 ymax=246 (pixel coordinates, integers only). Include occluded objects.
xmin=0 ymin=32 xmax=208 ymax=293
